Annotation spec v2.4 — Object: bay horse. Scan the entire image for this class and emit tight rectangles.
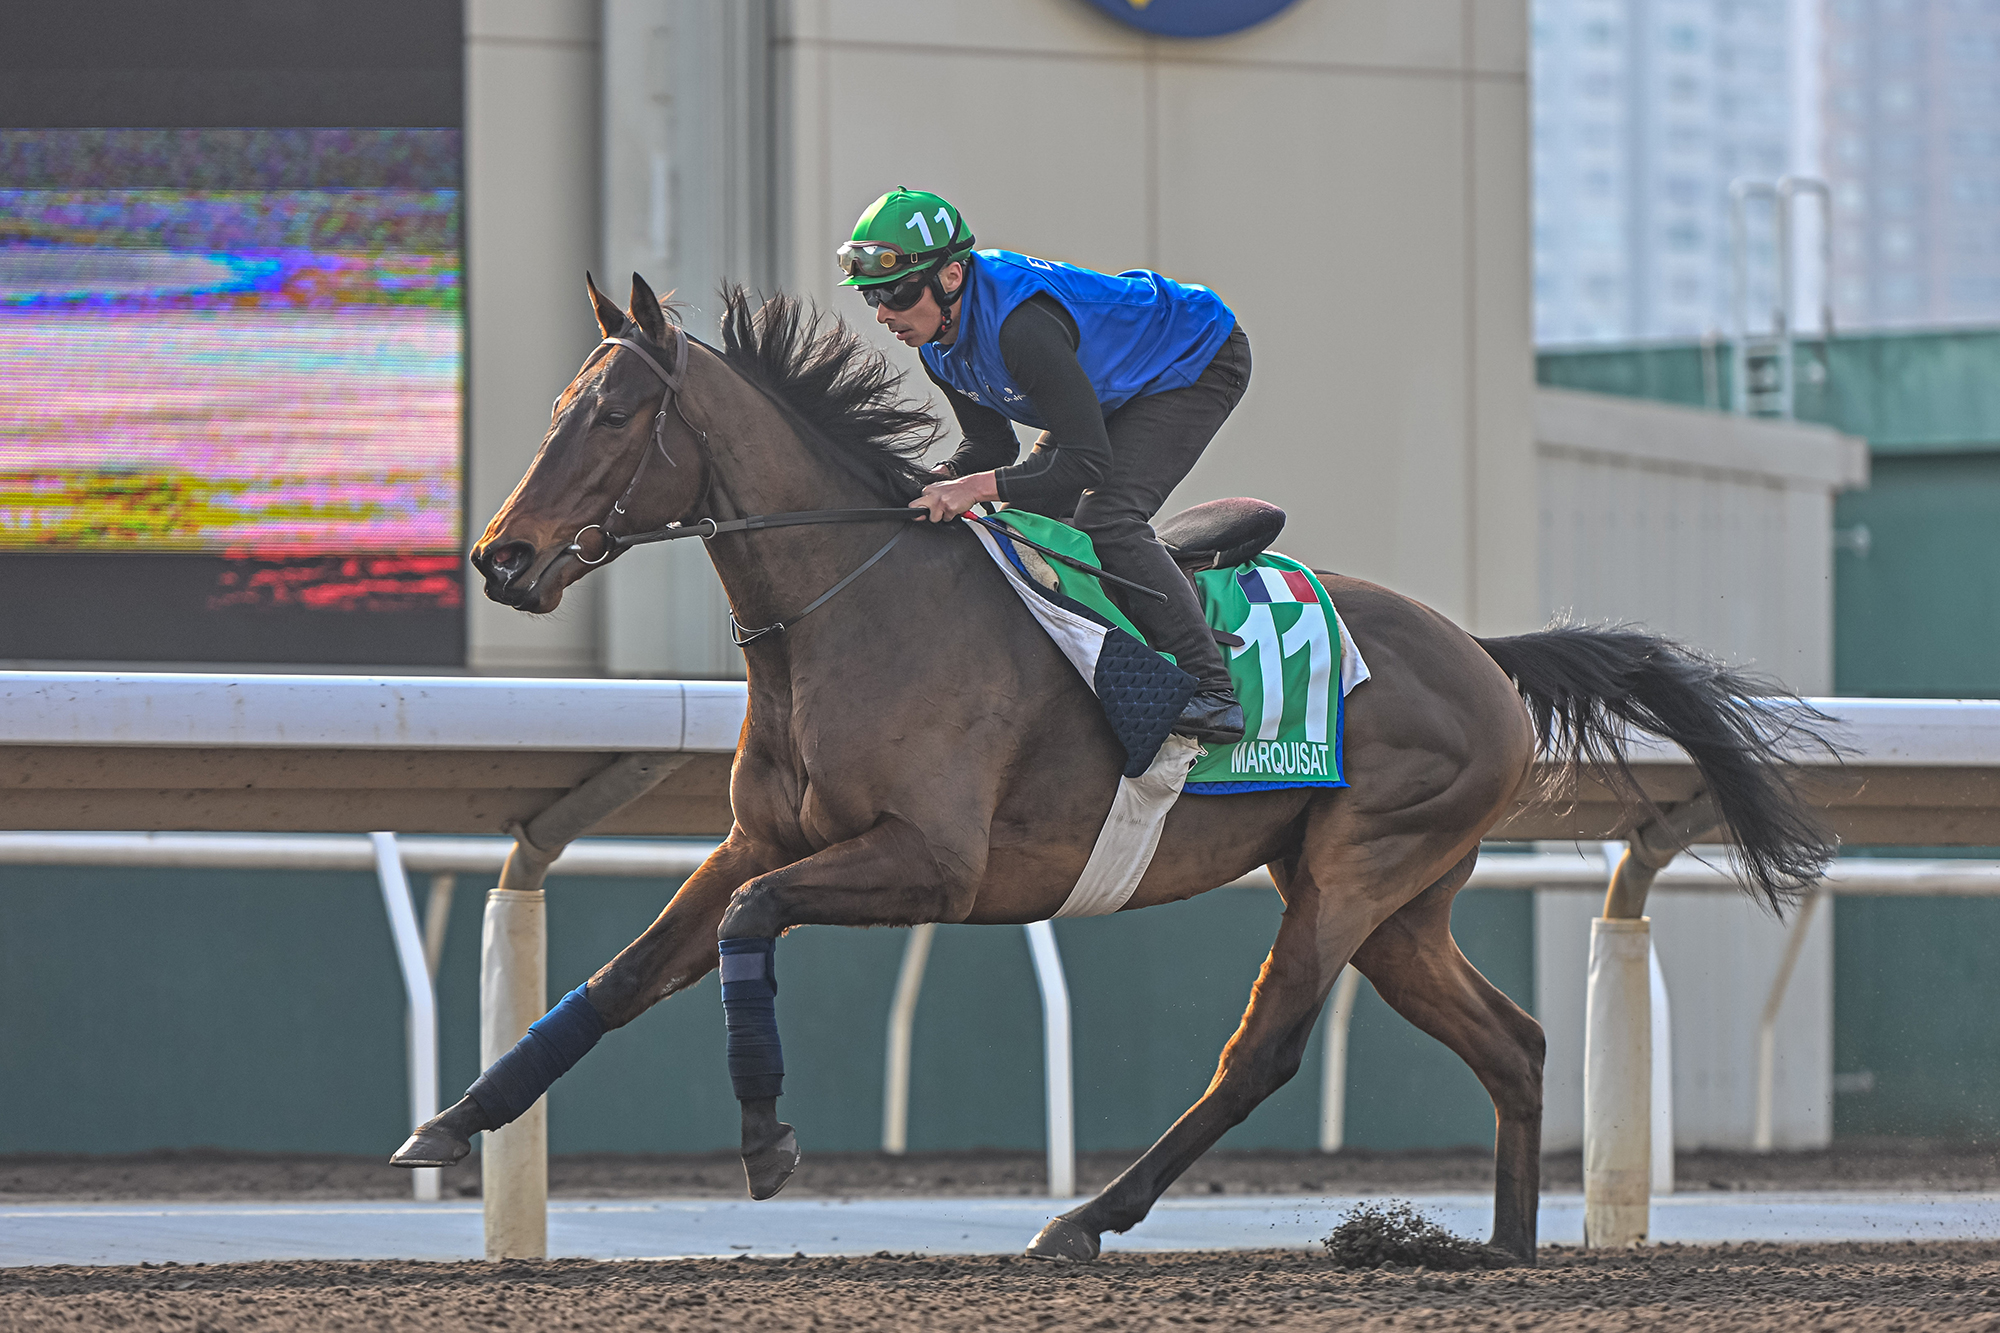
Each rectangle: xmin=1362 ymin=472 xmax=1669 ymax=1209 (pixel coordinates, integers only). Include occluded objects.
xmin=403 ymin=275 xmax=1832 ymax=1263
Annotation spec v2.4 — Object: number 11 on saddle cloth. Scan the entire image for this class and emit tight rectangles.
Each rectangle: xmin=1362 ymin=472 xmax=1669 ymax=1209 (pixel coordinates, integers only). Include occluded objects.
xmin=972 ymin=509 xmax=1369 ymax=792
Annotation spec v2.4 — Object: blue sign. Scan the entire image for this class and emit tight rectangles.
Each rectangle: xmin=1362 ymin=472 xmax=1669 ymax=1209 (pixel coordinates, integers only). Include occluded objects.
xmin=1080 ymin=0 xmax=1301 ymax=39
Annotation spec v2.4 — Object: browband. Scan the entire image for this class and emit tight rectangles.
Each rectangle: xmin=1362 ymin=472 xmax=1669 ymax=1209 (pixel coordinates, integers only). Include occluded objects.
xmin=600 ymin=325 xmax=688 ymax=390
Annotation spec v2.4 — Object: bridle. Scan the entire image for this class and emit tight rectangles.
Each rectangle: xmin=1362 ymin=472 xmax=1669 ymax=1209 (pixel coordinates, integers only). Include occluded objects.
xmin=563 ymin=323 xmax=709 ymax=568
xmin=543 ymin=322 xmax=930 ymax=646
xmin=517 ymin=321 xmax=1166 ymax=644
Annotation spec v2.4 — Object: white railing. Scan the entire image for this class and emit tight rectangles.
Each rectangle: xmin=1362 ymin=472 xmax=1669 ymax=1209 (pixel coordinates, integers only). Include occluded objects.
xmin=8 ymin=831 xmax=1998 ymax=1217
xmin=0 ymin=833 xmax=713 ymax=1203
xmin=6 ymin=682 xmax=1996 ymax=1255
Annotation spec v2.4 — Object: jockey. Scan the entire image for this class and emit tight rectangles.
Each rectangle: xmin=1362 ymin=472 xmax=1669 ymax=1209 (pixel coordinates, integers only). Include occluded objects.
xmin=839 ymin=188 xmax=1250 ymax=746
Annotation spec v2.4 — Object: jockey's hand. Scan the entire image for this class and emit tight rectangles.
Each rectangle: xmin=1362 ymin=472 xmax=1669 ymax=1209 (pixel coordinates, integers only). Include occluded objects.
xmin=909 ymin=470 xmax=1000 ymax=522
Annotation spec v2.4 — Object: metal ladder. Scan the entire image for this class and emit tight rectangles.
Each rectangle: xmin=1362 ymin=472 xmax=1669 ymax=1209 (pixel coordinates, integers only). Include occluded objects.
xmin=1729 ymin=176 xmax=1833 ymax=419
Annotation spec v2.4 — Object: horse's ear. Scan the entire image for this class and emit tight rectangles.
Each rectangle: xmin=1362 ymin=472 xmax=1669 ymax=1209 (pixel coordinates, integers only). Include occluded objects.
xmin=629 ymin=272 xmax=669 ymax=344
xmin=587 ymin=272 xmax=626 ymax=339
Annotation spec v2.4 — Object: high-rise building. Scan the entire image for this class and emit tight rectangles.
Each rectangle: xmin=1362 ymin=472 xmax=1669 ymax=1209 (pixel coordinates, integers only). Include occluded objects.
xmin=1821 ymin=0 xmax=2000 ymax=328
xmin=1533 ymin=0 xmax=1797 ymax=344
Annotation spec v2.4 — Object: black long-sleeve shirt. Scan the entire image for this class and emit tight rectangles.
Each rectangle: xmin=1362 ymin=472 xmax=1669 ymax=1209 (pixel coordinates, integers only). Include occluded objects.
xmin=921 ymin=294 xmax=1111 ymax=511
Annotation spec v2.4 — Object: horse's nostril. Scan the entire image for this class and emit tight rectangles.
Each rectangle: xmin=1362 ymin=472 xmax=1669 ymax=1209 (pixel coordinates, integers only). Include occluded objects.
xmin=479 ymin=541 xmax=538 ymax=589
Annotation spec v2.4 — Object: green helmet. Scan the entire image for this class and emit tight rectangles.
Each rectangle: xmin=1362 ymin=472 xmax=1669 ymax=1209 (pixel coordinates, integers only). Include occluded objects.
xmin=837 ymin=187 xmax=974 ymax=287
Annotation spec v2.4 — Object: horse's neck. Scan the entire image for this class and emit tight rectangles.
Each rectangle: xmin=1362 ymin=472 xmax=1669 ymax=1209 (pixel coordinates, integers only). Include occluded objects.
xmin=689 ymin=358 xmax=911 ymax=639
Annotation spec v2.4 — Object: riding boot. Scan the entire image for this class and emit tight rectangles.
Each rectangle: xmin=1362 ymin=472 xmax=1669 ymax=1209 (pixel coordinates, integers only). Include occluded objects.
xmin=1096 ymin=530 xmax=1244 ymax=747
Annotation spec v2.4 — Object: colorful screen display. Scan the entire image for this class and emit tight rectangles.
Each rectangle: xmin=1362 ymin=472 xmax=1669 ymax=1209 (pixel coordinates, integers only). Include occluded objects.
xmin=0 ymin=128 xmax=462 ymax=663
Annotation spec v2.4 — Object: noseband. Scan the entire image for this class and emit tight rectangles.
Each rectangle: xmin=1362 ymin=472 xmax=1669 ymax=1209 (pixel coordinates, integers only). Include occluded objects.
xmin=565 ymin=325 xmax=705 ymax=568
xmin=547 ymin=323 xmax=929 ymax=645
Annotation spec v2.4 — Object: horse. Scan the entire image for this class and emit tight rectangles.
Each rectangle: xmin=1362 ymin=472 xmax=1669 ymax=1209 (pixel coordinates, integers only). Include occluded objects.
xmin=399 ymin=274 xmax=1834 ymax=1264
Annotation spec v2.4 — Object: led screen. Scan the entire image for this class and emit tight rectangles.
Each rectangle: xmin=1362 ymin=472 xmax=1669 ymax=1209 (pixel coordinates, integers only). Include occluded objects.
xmin=0 ymin=128 xmax=462 ymax=664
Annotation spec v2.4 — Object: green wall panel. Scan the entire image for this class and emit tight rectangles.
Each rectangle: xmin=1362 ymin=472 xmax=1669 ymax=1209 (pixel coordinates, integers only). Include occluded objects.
xmin=1 ymin=866 xmax=1534 ymax=1157
xmin=1538 ymin=326 xmax=2000 ymax=454
xmin=1834 ymin=894 xmax=2000 ymax=1139
xmin=0 ymin=865 xmax=410 ymax=1153
xmin=1834 ymin=454 xmax=2000 ymax=700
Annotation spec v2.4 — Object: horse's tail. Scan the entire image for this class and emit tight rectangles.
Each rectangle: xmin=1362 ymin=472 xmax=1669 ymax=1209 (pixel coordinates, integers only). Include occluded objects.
xmin=1474 ymin=622 xmax=1838 ymax=912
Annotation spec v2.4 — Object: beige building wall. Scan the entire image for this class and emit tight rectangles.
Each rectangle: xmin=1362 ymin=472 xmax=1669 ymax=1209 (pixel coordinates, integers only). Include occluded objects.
xmin=468 ymin=0 xmax=1538 ymax=675
xmin=1536 ymin=387 xmax=1869 ymax=696
xmin=776 ymin=0 xmax=1539 ymax=636
xmin=1529 ymin=390 xmax=1864 ymax=1154
xmin=464 ymin=0 xmax=605 ymax=675
xmin=461 ymin=3 xmax=1868 ymax=688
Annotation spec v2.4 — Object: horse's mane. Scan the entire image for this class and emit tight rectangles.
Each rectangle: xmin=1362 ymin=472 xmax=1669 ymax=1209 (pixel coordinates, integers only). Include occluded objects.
xmin=715 ymin=287 xmax=941 ymax=501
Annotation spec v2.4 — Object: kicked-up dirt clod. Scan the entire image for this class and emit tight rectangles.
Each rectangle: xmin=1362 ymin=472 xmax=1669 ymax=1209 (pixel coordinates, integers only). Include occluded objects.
xmin=3 ymin=1242 xmax=1999 ymax=1331
xmin=1320 ymin=1199 xmax=1514 ymax=1270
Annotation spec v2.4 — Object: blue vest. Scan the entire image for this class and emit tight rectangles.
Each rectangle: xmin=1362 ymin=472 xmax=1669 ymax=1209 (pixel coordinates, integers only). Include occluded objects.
xmin=920 ymin=250 xmax=1235 ymax=430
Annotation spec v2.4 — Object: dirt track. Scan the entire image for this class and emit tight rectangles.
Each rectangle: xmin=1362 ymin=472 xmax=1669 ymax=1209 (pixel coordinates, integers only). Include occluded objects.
xmin=5 ymin=1243 xmax=2000 ymax=1331
xmin=10 ymin=1147 xmax=1999 ymax=1328
xmin=8 ymin=1140 xmax=1998 ymax=1202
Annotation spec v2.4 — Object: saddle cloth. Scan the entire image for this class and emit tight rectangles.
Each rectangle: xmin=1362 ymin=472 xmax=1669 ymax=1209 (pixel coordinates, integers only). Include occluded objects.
xmin=969 ymin=510 xmax=1371 ymax=918
xmin=972 ymin=509 xmax=1367 ymax=791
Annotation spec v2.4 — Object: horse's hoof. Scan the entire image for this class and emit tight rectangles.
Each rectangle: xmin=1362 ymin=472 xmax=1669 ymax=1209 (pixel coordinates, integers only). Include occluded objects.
xmin=743 ymin=1124 xmax=800 ymax=1200
xmin=1024 ymin=1216 xmax=1100 ymax=1262
xmin=390 ymin=1123 xmax=470 ymax=1169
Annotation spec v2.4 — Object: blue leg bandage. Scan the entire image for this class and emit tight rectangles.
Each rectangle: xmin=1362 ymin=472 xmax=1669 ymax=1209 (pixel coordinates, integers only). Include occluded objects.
xmin=466 ymin=983 xmax=607 ymax=1127
xmin=719 ymin=937 xmax=784 ymax=1100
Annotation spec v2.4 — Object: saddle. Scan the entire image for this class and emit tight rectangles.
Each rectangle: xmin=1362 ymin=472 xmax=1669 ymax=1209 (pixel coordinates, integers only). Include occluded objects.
xmin=1157 ymin=497 xmax=1287 ymax=572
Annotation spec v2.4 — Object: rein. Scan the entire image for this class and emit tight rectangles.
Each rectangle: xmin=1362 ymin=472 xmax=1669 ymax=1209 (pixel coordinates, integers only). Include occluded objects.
xmin=561 ymin=326 xmax=931 ymax=646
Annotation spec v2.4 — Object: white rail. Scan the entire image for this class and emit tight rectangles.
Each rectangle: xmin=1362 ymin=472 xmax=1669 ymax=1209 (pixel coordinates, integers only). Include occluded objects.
xmin=880 ymin=923 xmax=935 ymax=1156
xmin=0 ymin=831 xmax=718 ymax=876
xmin=1317 ymin=967 xmax=1363 ymax=1152
xmin=370 ymin=834 xmax=441 ymax=1202
xmin=0 ymin=672 xmax=746 ymax=751
xmin=7 ymin=834 xmax=1999 ymax=1233
xmin=1023 ymin=922 xmax=1077 ymax=1199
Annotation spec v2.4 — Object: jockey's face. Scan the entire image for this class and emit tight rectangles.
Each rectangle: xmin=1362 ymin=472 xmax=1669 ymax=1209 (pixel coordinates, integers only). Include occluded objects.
xmin=874 ymin=260 xmax=964 ymax=348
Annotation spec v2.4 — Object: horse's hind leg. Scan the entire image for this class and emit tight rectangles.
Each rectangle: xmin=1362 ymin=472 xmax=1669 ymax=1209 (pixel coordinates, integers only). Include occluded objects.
xmin=389 ymin=835 xmax=767 ymax=1168
xmin=1023 ymin=844 xmax=1383 ymax=1261
xmin=1348 ymin=863 xmax=1546 ymax=1262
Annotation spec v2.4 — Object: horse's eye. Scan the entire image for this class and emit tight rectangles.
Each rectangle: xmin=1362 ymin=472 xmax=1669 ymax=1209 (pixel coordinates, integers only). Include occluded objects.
xmin=600 ymin=412 xmax=630 ymax=427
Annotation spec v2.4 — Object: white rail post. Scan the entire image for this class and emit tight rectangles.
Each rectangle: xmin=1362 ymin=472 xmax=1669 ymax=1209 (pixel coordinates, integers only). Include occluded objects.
xmin=882 ymin=922 xmax=936 ymax=1155
xmin=1582 ymin=800 xmax=1717 ymax=1247
xmin=371 ymin=833 xmax=440 ymax=1203
xmin=1649 ymin=941 xmax=1674 ymax=1196
xmin=1023 ymin=921 xmax=1075 ymax=1199
xmin=1585 ymin=915 xmax=1652 ymax=1245
xmin=480 ymin=885 xmax=547 ymax=1258
xmin=477 ymin=752 xmax=689 ymax=1260
xmin=1754 ymin=889 xmax=1822 ymax=1151
xmin=1318 ymin=966 xmax=1363 ymax=1153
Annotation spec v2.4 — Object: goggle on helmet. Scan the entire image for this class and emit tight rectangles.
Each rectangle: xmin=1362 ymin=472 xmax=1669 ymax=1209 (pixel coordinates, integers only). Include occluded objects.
xmin=835 ymin=240 xmax=923 ymax=281
xmin=837 ymin=188 xmax=974 ymax=286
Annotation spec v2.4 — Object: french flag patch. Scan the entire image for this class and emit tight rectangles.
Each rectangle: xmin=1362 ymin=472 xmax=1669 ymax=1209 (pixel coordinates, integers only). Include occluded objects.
xmin=1238 ymin=567 xmax=1320 ymax=603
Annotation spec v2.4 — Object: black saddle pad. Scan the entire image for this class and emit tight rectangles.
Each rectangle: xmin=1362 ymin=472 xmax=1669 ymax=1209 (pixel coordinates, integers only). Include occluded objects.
xmin=1156 ymin=498 xmax=1286 ymax=569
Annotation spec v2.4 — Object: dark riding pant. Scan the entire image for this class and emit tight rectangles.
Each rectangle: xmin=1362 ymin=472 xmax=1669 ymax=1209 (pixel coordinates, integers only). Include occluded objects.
xmin=1021 ymin=322 xmax=1251 ymax=694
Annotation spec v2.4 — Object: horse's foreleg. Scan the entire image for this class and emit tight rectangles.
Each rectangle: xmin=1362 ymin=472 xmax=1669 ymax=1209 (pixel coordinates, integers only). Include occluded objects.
xmin=1349 ymin=860 xmax=1546 ymax=1264
xmin=389 ymin=835 xmax=770 ymax=1169
xmin=715 ymin=815 xmax=978 ymax=1199
xmin=1025 ymin=856 xmax=1361 ymax=1261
